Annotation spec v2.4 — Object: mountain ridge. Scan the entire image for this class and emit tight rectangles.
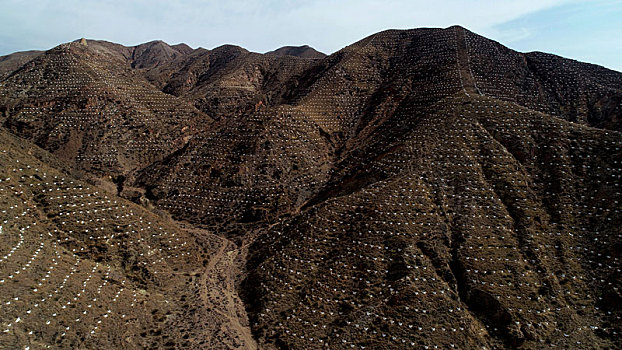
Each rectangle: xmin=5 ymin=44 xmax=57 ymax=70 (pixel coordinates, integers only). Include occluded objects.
xmin=265 ymin=45 xmax=327 ymax=59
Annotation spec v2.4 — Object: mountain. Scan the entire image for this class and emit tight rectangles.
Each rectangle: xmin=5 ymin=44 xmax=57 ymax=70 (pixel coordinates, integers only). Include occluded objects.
xmin=72 ymin=38 xmax=194 ymax=69
xmin=0 ymin=41 xmax=211 ymax=185
xmin=0 ymin=50 xmax=43 ymax=79
xmin=265 ymin=45 xmax=327 ymax=59
xmin=145 ymin=44 xmax=322 ymax=120
xmin=0 ymin=26 xmax=620 ymax=349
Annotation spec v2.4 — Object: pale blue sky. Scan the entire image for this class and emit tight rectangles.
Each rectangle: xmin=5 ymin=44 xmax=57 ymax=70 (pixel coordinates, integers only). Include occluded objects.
xmin=0 ymin=0 xmax=620 ymax=71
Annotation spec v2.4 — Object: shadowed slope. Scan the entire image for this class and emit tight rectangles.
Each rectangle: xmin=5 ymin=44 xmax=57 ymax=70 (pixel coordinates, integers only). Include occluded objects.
xmin=243 ymin=94 xmax=621 ymax=349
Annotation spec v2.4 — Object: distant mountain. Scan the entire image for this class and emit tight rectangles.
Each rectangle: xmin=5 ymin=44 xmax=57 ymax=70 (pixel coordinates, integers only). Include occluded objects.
xmin=72 ymin=38 xmax=194 ymax=69
xmin=265 ymin=44 xmax=327 ymax=59
xmin=151 ymin=44 xmax=319 ymax=119
xmin=0 ymin=26 xmax=620 ymax=349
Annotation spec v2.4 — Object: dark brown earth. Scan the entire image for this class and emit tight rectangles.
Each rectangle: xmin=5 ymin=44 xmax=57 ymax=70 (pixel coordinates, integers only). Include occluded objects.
xmin=0 ymin=26 xmax=620 ymax=349
xmin=265 ymin=45 xmax=327 ymax=59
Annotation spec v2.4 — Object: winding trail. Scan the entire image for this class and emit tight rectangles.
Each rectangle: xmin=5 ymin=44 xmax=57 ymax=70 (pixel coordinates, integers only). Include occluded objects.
xmin=177 ymin=222 xmax=258 ymax=349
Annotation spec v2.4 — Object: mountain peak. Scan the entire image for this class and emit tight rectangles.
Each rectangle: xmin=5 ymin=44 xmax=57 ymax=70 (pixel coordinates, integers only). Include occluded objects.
xmin=265 ymin=45 xmax=326 ymax=59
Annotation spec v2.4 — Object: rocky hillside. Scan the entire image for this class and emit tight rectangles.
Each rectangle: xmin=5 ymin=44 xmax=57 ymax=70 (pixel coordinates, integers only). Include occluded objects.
xmin=0 ymin=128 xmax=256 ymax=349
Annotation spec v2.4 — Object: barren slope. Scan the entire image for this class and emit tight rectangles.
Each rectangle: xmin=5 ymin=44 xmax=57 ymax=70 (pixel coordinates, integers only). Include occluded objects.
xmin=243 ymin=94 xmax=621 ymax=349
xmin=0 ymin=41 xmax=211 ymax=182
xmin=0 ymin=128 xmax=255 ymax=349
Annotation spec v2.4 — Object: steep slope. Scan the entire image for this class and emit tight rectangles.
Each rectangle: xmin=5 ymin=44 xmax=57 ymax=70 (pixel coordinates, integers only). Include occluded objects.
xmin=0 ymin=128 xmax=255 ymax=349
xmin=243 ymin=93 xmax=621 ymax=349
xmin=265 ymin=45 xmax=326 ymax=59
xmin=134 ymin=105 xmax=334 ymax=237
xmin=287 ymin=27 xmax=464 ymax=149
xmin=0 ymin=41 xmax=211 ymax=183
xmin=132 ymin=26 xmax=622 ymax=234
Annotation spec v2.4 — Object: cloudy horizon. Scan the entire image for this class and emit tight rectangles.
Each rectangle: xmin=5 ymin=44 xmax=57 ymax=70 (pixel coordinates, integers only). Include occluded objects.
xmin=1 ymin=0 xmax=620 ymax=71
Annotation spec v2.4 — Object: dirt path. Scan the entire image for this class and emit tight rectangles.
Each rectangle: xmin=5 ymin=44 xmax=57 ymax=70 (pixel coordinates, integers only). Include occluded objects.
xmin=203 ymin=236 xmax=257 ymax=349
xmin=177 ymin=222 xmax=258 ymax=349
xmin=454 ymin=26 xmax=482 ymax=96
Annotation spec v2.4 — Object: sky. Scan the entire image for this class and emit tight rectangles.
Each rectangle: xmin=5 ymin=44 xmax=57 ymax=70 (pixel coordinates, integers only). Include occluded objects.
xmin=0 ymin=0 xmax=620 ymax=71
